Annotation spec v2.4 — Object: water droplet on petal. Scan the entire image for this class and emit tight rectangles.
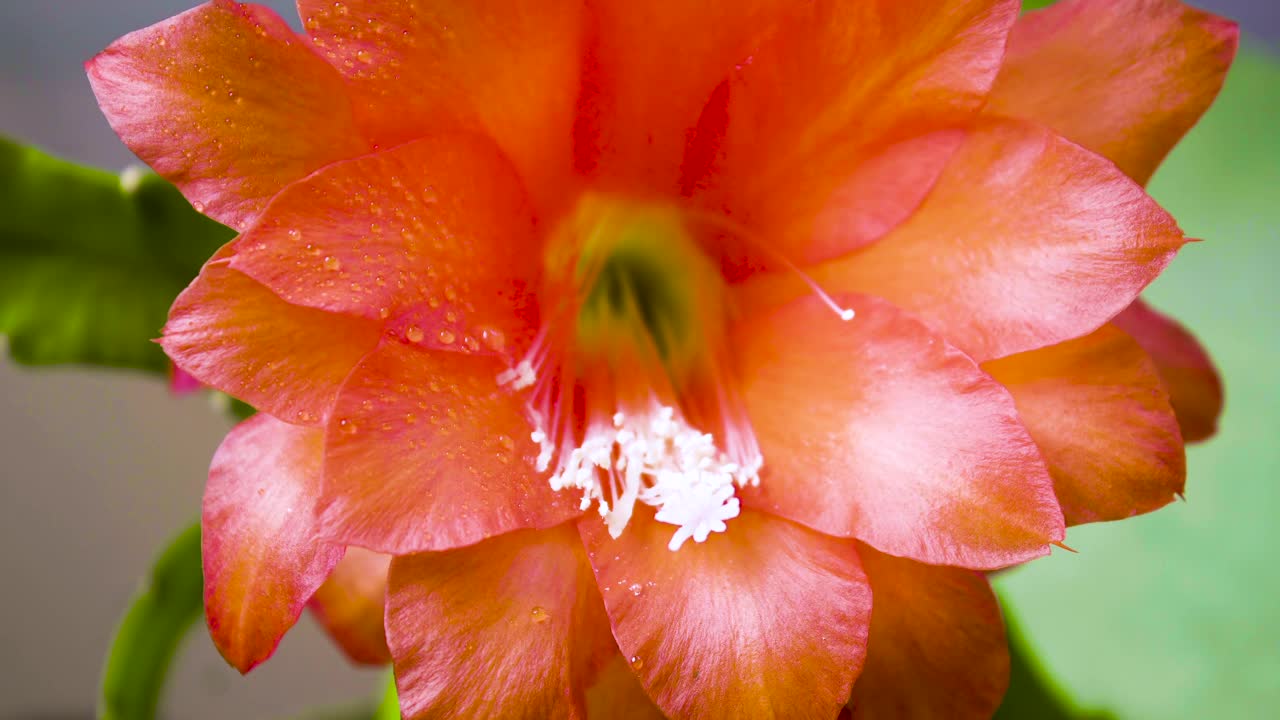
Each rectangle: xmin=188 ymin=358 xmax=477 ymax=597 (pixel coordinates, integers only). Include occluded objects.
xmin=530 ymin=606 xmax=550 ymax=624
xmin=437 ymin=329 xmax=456 ymax=345
xmin=323 ymin=256 xmax=342 ymax=271
xmin=405 ymin=325 xmax=425 ymax=343
xmin=630 ymin=656 xmax=644 ymax=669
xmin=629 ymin=583 xmax=643 ymax=597
xmin=478 ymin=326 xmax=506 ymax=353
xmin=338 ymin=418 xmax=358 ymax=435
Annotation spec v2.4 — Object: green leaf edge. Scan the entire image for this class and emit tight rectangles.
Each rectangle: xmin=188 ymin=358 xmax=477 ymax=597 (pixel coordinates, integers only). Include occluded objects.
xmin=0 ymin=135 xmax=233 ymax=373
xmin=997 ymin=603 xmax=1116 ymax=720
xmin=98 ymin=521 xmax=203 ymax=720
xmin=373 ymin=672 xmax=401 ymax=720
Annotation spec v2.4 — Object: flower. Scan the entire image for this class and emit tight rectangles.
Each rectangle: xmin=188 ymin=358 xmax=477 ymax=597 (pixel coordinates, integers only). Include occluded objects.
xmin=88 ymin=0 xmax=1234 ymax=717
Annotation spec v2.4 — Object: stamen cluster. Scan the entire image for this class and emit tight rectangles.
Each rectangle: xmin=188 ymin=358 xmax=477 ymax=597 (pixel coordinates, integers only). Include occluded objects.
xmin=534 ymin=404 xmax=759 ymax=550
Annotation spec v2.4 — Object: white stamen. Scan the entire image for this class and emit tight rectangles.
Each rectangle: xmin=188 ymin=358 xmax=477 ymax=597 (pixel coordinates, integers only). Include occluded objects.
xmin=687 ymin=209 xmax=856 ymax=322
xmin=496 ymin=360 xmax=537 ymax=390
xmin=770 ymin=254 xmax=856 ymax=322
xmin=531 ymin=403 xmax=759 ymax=551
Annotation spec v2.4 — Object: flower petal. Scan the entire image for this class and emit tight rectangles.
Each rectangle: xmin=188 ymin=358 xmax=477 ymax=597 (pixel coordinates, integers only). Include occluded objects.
xmin=986 ymin=324 xmax=1186 ymax=525
xmin=167 ymin=363 xmax=203 ymax=395
xmin=309 ymin=547 xmax=391 ymax=666
xmin=387 ymin=525 xmax=613 ymax=720
xmin=582 ymin=0 xmax=793 ymax=190
xmin=86 ymin=0 xmax=369 ymax=230
xmin=775 ymin=119 xmax=1186 ymax=362
xmin=579 ymin=508 xmax=871 ymax=720
xmin=713 ymin=0 xmax=1019 ymax=266
xmin=298 ymin=0 xmax=585 ymax=214
xmin=988 ymin=0 xmax=1239 ymax=185
xmin=203 ymin=414 xmax=342 ymax=672
xmin=1113 ymin=299 xmax=1224 ymax=443
xmin=226 ymin=133 xmax=538 ymax=333
xmin=848 ymin=544 xmax=1008 ymax=720
xmin=318 ymin=338 xmax=580 ymax=554
xmin=162 ymin=261 xmax=381 ymax=425
xmin=585 ymin=656 xmax=667 ymax=720
xmin=735 ymin=294 xmax=1063 ymax=570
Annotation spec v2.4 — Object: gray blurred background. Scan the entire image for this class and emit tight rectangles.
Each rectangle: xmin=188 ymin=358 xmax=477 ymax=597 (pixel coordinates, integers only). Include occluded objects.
xmin=0 ymin=2 xmax=1276 ymax=719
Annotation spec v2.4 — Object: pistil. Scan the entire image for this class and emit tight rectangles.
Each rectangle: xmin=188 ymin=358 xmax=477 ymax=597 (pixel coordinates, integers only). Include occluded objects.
xmin=499 ymin=194 xmax=763 ymax=550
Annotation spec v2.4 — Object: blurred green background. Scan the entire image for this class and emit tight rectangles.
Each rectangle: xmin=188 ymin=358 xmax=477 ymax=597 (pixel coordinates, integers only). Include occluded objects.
xmin=0 ymin=2 xmax=1276 ymax=718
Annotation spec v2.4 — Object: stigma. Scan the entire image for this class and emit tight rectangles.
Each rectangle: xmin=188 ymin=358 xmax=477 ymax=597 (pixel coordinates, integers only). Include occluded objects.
xmin=500 ymin=193 xmax=764 ymax=550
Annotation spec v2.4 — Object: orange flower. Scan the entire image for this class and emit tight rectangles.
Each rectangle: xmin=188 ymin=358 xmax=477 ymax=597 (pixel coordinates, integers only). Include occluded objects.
xmin=88 ymin=0 xmax=1234 ymax=717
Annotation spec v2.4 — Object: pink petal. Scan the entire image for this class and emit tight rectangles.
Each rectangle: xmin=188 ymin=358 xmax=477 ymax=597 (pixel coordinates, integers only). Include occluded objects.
xmin=736 ymin=294 xmax=1063 ymax=570
xmin=318 ymin=339 xmax=580 ymax=554
xmin=1113 ymin=299 xmax=1224 ymax=443
xmin=744 ymin=119 xmax=1186 ymax=362
xmin=298 ymin=0 xmax=586 ymax=215
xmin=387 ymin=525 xmax=613 ymax=719
xmin=203 ymin=414 xmax=342 ymax=672
xmin=226 ymin=134 xmax=539 ymax=338
xmin=849 ymin=544 xmax=1008 ymax=719
xmin=309 ymin=547 xmax=392 ymax=666
xmin=87 ymin=0 xmax=369 ymax=230
xmin=580 ymin=508 xmax=872 ymax=720
xmin=711 ymin=0 xmax=1019 ymax=268
xmin=987 ymin=324 xmax=1186 ymax=525
xmin=162 ymin=261 xmax=381 ymax=426
xmin=989 ymin=0 xmax=1239 ymax=185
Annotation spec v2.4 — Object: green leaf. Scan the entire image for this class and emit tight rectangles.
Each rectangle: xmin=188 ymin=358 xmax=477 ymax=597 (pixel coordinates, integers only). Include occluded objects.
xmin=99 ymin=522 xmax=203 ymax=720
xmin=995 ymin=44 xmax=1280 ymax=720
xmin=1021 ymin=0 xmax=1056 ymax=10
xmin=0 ymin=136 xmax=233 ymax=372
xmin=373 ymin=673 xmax=402 ymax=720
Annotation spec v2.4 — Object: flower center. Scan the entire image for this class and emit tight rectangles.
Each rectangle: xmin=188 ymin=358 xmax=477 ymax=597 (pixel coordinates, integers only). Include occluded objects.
xmin=500 ymin=194 xmax=761 ymax=550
